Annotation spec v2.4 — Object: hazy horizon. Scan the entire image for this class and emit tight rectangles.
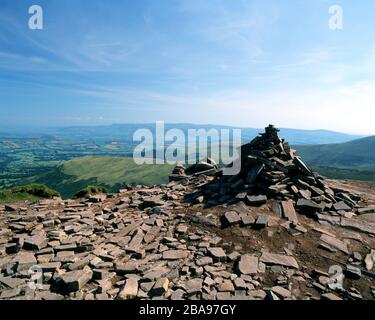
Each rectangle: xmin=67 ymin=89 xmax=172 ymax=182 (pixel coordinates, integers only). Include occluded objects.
xmin=0 ymin=121 xmax=369 ymax=137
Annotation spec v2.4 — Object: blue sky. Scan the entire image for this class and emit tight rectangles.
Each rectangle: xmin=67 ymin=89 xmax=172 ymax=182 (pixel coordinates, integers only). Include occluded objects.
xmin=0 ymin=0 xmax=375 ymax=134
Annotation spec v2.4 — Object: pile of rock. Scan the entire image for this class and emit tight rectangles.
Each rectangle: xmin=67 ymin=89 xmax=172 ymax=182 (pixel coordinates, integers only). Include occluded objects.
xmin=169 ymin=158 xmax=218 ymax=182
xmin=187 ymin=125 xmax=363 ymax=220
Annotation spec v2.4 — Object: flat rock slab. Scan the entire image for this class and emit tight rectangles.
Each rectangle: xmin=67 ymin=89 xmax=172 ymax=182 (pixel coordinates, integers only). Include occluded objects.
xmin=321 ymin=293 xmax=343 ymax=300
xmin=115 ymin=260 xmax=139 ymax=274
xmin=207 ymin=247 xmax=226 ymax=262
xmin=237 ymin=254 xmax=258 ymax=275
xmin=23 ymin=235 xmax=48 ymax=251
xmin=0 ymin=276 xmax=25 ymax=289
xmin=185 ymin=278 xmax=203 ymax=294
xmin=144 ymin=226 xmax=161 ymax=244
xmin=239 ymin=213 xmax=255 ymax=226
xmin=196 ymin=256 xmax=213 ymax=266
xmin=246 ymin=195 xmax=267 ymax=206
xmin=57 ymin=268 xmax=93 ymax=293
xmin=223 ymin=211 xmax=241 ymax=226
xmin=162 ymin=250 xmax=189 ymax=260
xmin=281 ymin=200 xmax=298 ymax=224
xmin=320 ymin=234 xmax=349 ymax=255
xmin=340 ymin=217 xmax=375 ymax=236
xmin=358 ymin=206 xmax=375 ymax=215
xmin=255 ymin=215 xmax=269 ymax=228
xmin=333 ymin=201 xmax=351 ymax=212
xmin=119 ymin=278 xmax=138 ymax=300
xmin=260 ymin=252 xmax=299 ymax=269
xmin=13 ymin=252 xmax=37 ymax=271
xmin=296 ymin=199 xmax=321 ymax=215
xmin=150 ymin=277 xmax=169 ymax=296
xmin=271 ymin=286 xmax=292 ymax=299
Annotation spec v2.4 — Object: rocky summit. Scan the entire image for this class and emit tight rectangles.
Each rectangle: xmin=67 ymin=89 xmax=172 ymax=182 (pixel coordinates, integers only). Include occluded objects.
xmin=0 ymin=125 xmax=375 ymax=300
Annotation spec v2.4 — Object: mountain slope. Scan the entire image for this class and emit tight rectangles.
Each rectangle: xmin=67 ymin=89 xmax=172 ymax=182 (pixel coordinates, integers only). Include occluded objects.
xmin=29 ymin=156 xmax=174 ymax=198
xmin=296 ymin=136 xmax=375 ymax=172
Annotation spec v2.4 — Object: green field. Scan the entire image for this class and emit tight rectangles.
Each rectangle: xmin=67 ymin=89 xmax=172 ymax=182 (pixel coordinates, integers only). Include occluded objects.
xmin=28 ymin=156 xmax=174 ymax=198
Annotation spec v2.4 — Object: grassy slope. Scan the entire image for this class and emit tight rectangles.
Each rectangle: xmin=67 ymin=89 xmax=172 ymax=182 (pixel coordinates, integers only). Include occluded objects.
xmin=0 ymin=184 xmax=60 ymax=203
xmin=30 ymin=156 xmax=174 ymax=198
xmin=312 ymin=166 xmax=375 ymax=182
xmin=295 ymin=136 xmax=375 ymax=172
xmin=0 ymin=192 xmax=40 ymax=203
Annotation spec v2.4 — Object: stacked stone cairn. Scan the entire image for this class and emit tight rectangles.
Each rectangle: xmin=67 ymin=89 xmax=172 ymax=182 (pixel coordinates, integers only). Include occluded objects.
xmin=185 ymin=125 xmax=362 ymax=219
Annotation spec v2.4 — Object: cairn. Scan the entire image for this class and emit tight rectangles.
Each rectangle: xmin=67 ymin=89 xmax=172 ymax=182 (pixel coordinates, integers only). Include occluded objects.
xmin=185 ymin=125 xmax=362 ymax=219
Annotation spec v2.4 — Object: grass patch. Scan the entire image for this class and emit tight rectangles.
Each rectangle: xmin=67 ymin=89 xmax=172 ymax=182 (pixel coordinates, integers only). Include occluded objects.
xmin=74 ymin=186 xmax=108 ymax=198
xmin=0 ymin=184 xmax=60 ymax=203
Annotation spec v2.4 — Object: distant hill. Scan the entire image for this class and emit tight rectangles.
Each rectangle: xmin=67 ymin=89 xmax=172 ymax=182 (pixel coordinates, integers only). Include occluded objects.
xmin=29 ymin=156 xmax=174 ymax=198
xmin=296 ymin=136 xmax=375 ymax=177
xmin=47 ymin=123 xmax=363 ymax=145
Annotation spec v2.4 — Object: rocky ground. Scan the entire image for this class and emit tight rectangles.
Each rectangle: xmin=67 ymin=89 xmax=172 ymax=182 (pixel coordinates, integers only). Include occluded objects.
xmin=0 ymin=178 xmax=374 ymax=300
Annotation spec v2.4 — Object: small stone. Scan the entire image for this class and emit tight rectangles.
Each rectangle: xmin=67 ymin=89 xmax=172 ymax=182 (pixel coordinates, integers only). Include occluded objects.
xmin=364 ymin=250 xmax=375 ymax=271
xmin=118 ymin=278 xmax=139 ymax=300
xmin=345 ymin=265 xmax=361 ymax=280
xmin=271 ymin=286 xmax=292 ymax=299
xmin=254 ymin=215 xmax=269 ymax=229
xmin=171 ymin=289 xmax=185 ymax=300
xmin=207 ymin=247 xmax=226 ymax=262
xmin=185 ymin=278 xmax=203 ymax=294
xmin=4 ymin=204 xmax=17 ymax=212
xmin=352 ymin=252 xmax=362 ymax=262
xmin=196 ymin=256 xmax=213 ymax=266
xmin=150 ymin=277 xmax=169 ymax=296
xmin=57 ymin=267 xmax=93 ymax=293
xmin=0 ymin=288 xmax=21 ymax=299
xmin=296 ymin=199 xmax=321 ymax=215
xmin=223 ymin=211 xmax=241 ymax=226
xmin=218 ymin=280 xmax=235 ymax=292
xmin=333 ymin=201 xmax=351 ymax=212
xmin=246 ymin=195 xmax=267 ymax=206
xmin=162 ymin=250 xmax=189 ymax=260
xmin=260 ymin=252 xmax=299 ymax=269
xmin=176 ymin=225 xmax=188 ymax=234
xmin=13 ymin=252 xmax=37 ymax=271
xmin=115 ymin=260 xmax=139 ymax=274
xmin=357 ymin=206 xmax=375 ymax=215
xmin=0 ymin=276 xmax=25 ymax=289
xmin=321 ymin=293 xmax=343 ymax=300
xmin=227 ymin=251 xmax=241 ymax=262
xmin=272 ymin=203 xmax=283 ymax=217
xmin=233 ymin=277 xmax=246 ymax=290
xmin=37 ymin=262 xmax=61 ymax=273
xmin=216 ymin=292 xmax=232 ymax=300
xmin=239 ymin=214 xmax=255 ymax=226
xmin=281 ymin=200 xmax=298 ymax=224
xmin=320 ymin=234 xmax=349 ymax=255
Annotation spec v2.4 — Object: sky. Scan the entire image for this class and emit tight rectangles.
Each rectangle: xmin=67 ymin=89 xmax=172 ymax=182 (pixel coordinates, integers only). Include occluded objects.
xmin=0 ymin=0 xmax=375 ymax=134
